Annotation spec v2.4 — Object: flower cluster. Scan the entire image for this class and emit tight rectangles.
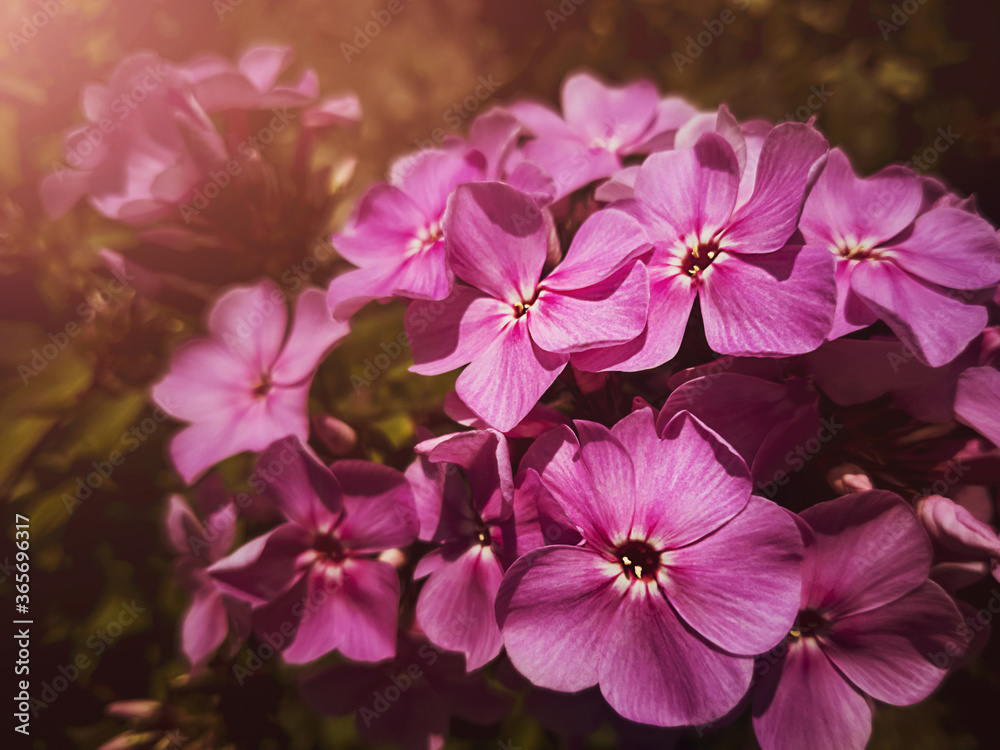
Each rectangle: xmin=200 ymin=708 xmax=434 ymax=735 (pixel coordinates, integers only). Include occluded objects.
xmin=58 ymin=58 xmax=1000 ymax=749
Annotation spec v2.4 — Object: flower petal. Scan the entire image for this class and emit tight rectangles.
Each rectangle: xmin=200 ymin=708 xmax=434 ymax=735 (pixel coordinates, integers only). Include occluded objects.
xmin=701 ymin=245 xmax=835 ymax=356
xmin=800 ymin=491 xmax=932 ymax=617
xmin=528 ymin=262 xmax=650 ymax=354
xmin=752 ymin=640 xmax=872 ymax=750
xmin=849 ymin=260 xmax=987 ymax=367
xmin=496 ymin=546 xmax=623 ymax=692
xmin=444 ymin=182 xmax=548 ymax=304
xmin=599 ymin=581 xmax=753 ymax=727
xmin=417 ymin=545 xmax=505 ymax=670
xmin=723 ymin=123 xmax=829 ymax=254
xmin=455 ymin=317 xmax=568 ymax=432
xmin=332 ymin=460 xmax=418 ymax=552
xmin=823 ymin=580 xmax=963 ymax=705
xmin=660 ymin=497 xmax=803 ymax=655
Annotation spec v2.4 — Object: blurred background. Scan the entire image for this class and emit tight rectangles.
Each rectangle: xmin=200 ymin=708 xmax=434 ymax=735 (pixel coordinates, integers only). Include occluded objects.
xmin=2 ymin=0 xmax=998 ymax=747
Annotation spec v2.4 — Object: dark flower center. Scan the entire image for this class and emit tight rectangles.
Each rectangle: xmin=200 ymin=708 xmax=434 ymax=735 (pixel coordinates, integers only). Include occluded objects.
xmin=313 ymin=534 xmax=346 ymax=561
xmin=476 ymin=521 xmax=492 ymax=547
xmin=681 ymin=240 xmax=721 ymax=277
xmin=789 ymin=608 xmax=829 ymax=640
xmin=616 ymin=540 xmax=660 ymax=581
xmin=252 ymin=375 xmax=273 ymax=398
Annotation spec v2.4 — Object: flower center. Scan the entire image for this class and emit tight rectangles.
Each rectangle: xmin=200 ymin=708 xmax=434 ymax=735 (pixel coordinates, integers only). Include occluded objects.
xmin=616 ymin=540 xmax=660 ymax=581
xmin=407 ymin=220 xmax=443 ymax=255
xmin=833 ymin=235 xmax=884 ymax=261
xmin=681 ymin=239 xmax=721 ymax=277
xmin=313 ymin=534 xmax=346 ymax=562
xmin=789 ymin=608 xmax=829 ymax=640
xmin=476 ymin=522 xmax=492 ymax=547
xmin=252 ymin=375 xmax=273 ymax=398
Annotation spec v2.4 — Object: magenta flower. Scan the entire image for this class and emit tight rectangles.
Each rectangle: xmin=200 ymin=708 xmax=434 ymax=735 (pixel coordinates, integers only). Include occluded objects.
xmin=40 ymin=52 xmax=228 ymax=224
xmin=152 ymin=278 xmax=350 ymax=484
xmin=407 ymin=429 xmax=547 ymax=670
xmin=209 ymin=439 xmax=417 ymax=664
xmin=496 ymin=409 xmax=804 ymax=726
xmin=180 ymin=45 xmax=319 ymax=112
xmin=575 ymin=124 xmax=835 ymax=371
xmin=164 ymin=478 xmax=250 ymax=675
xmin=406 ymin=182 xmax=650 ymax=431
xmin=326 ymin=146 xmax=487 ymax=320
xmin=507 ymin=71 xmax=697 ymax=199
xmin=800 ymin=148 xmax=1000 ymax=366
xmin=752 ymin=491 xmax=965 ymax=750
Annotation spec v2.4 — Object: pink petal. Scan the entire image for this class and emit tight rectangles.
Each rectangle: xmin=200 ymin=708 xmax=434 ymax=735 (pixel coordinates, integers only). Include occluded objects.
xmin=238 ymin=45 xmax=293 ymax=93
xmin=182 ymin=587 xmax=228 ymax=674
xmin=207 ymin=523 xmax=312 ymax=605
xmin=407 ymin=285 xmax=514 ymax=376
xmin=257 ymin=438 xmax=343 ymax=530
xmin=660 ymin=497 xmax=803 ymax=655
xmin=571 ymin=269 xmax=696 ymax=372
xmin=916 ymin=494 xmax=1000 ymax=559
xmin=823 ymin=580 xmax=963 ymax=705
xmin=327 ymin=243 xmax=453 ymax=320
xmin=332 ymin=460 xmax=418 ymax=552
xmin=207 ymin=279 xmax=288 ymax=374
xmin=518 ymin=424 xmax=632 ymax=551
xmin=956 ymin=366 xmax=1000 ymax=445
xmin=599 ymin=580 xmax=753 ymax=726
xmin=701 ymin=245 xmax=836 ymax=356
xmin=541 ymin=206 xmax=651 ymax=291
xmin=625 ymin=410 xmax=752 ymax=548
xmin=752 ymin=640 xmax=873 ymax=750
xmin=528 ymin=262 xmax=650 ymax=354
xmin=151 ymin=339 xmax=257 ymax=422
xmin=272 ymin=288 xmax=350 ymax=385
xmin=723 ymin=123 xmax=829 ymax=254
xmin=561 ymin=72 xmax=659 ymax=148
xmin=496 ymin=546 xmax=623 ymax=692
xmin=282 ymin=558 xmax=399 ymax=664
xmin=889 ymin=207 xmax=1000 ymax=290
xmin=849 ymin=260 xmax=987 ymax=367
xmin=800 ymin=491 xmax=932 ymax=618
xmin=800 ymin=149 xmax=922 ymax=249
xmin=634 ymin=132 xmax=740 ymax=241
xmin=392 ymin=147 xmax=486 ymax=222
xmin=417 ymin=545 xmax=505 ymax=670
xmin=455 ymin=317 xmax=568 ymax=432
xmin=444 ymin=182 xmax=548 ymax=304
xmin=332 ymin=183 xmax=427 ymax=266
